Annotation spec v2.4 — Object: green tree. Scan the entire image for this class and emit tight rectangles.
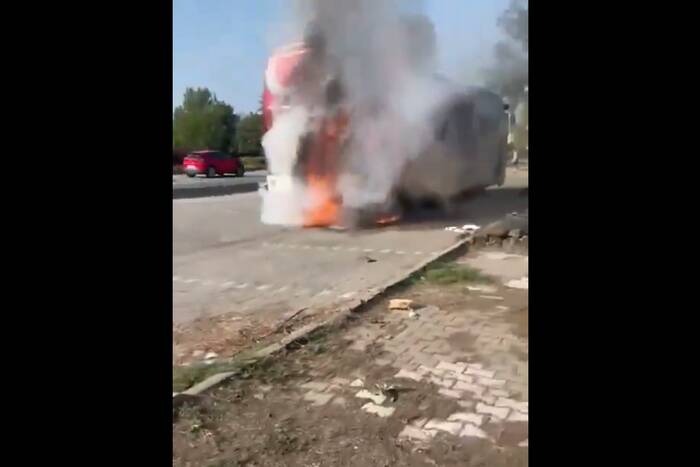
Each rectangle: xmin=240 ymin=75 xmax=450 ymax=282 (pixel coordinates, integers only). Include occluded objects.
xmin=173 ymin=87 xmax=238 ymax=152
xmin=235 ymin=112 xmax=264 ymax=155
xmin=483 ymin=0 xmax=528 ymax=104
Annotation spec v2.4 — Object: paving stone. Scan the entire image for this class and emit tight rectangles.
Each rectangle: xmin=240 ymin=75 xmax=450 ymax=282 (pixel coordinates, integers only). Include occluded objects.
xmin=330 ymin=377 xmax=351 ymax=386
xmin=411 ymin=353 xmax=439 ymax=368
xmin=477 ymin=377 xmax=507 ymax=388
xmin=438 ymin=388 xmax=464 ymax=399
xmin=455 ymin=373 xmax=475 ymax=384
xmin=476 ymin=394 xmax=496 ymax=405
xmin=460 ymin=423 xmax=490 ymax=439
xmin=476 ymin=402 xmax=510 ymax=420
xmin=349 ymin=378 xmax=364 ymax=387
xmin=436 ymin=361 xmax=467 ymax=374
xmin=424 ymin=419 xmax=463 ymax=436
xmin=303 ymin=391 xmax=333 ymax=406
xmin=355 ymin=389 xmax=386 ymax=405
xmin=495 ymin=398 xmax=528 ymax=413
xmin=394 ymin=369 xmax=424 ymax=382
xmin=362 ymin=402 xmax=395 ymax=418
xmin=433 ymin=353 xmax=458 ymax=363
xmin=331 ymin=396 xmax=347 ymax=407
xmin=454 ymin=381 xmax=486 ymax=397
xmin=457 ymin=400 xmax=475 ymax=409
xmin=489 ymin=389 xmax=510 ymax=398
xmin=465 ymin=367 xmax=496 ymax=378
xmin=418 ymin=365 xmax=446 ymax=377
xmin=430 ymin=376 xmax=455 ymax=388
xmin=508 ymin=411 xmax=528 ymax=422
xmin=398 ymin=425 xmax=436 ymax=442
xmin=300 ymin=381 xmax=329 ymax=392
xmin=448 ymin=412 xmax=485 ymax=426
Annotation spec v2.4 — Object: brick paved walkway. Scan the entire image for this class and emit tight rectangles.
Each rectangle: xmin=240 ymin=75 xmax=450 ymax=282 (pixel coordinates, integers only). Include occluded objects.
xmin=294 ymin=248 xmax=529 ymax=450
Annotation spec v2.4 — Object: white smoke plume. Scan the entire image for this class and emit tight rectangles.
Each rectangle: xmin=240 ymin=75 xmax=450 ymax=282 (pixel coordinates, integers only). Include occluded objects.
xmin=261 ymin=0 xmax=459 ymax=226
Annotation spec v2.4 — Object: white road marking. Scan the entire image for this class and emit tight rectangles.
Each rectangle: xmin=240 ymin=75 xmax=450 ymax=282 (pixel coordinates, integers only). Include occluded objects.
xmin=340 ymin=291 xmax=356 ymax=299
xmin=184 ymin=279 xmax=197 ymax=284
xmin=396 ymin=250 xmax=406 ymax=255
xmin=220 ymin=281 xmax=235 ymax=288
xmin=173 ymin=276 xmax=181 ymax=282
xmin=363 ymin=248 xmax=374 ymax=253
xmin=380 ymin=249 xmax=392 ymax=254
xmin=256 ymin=284 xmax=272 ymax=291
xmin=414 ymin=251 xmax=423 ymax=255
xmin=331 ymin=246 xmax=341 ymax=251
xmin=235 ymin=283 xmax=249 ymax=289
xmin=273 ymin=285 xmax=290 ymax=293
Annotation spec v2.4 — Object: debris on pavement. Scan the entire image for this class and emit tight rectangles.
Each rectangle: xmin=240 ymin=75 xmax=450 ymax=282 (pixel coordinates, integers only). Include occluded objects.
xmin=466 ymin=284 xmax=498 ymax=294
xmin=355 ymin=389 xmax=386 ymax=405
xmin=408 ymin=310 xmax=420 ymax=319
xmin=445 ymin=224 xmax=481 ymax=235
xmin=364 ymin=256 xmax=377 ymax=263
xmin=204 ymin=352 xmax=218 ymax=360
xmin=376 ymin=383 xmax=400 ymax=402
xmin=350 ymin=378 xmax=364 ymax=387
xmin=389 ymin=299 xmax=414 ymax=311
xmin=506 ymin=277 xmax=529 ymax=290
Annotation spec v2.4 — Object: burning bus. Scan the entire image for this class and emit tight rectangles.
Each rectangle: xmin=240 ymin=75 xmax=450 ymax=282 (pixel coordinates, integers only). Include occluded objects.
xmin=260 ymin=21 xmax=509 ymax=228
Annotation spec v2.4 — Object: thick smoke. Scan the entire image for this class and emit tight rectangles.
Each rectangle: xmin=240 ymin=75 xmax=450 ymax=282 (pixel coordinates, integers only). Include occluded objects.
xmin=261 ymin=0 xmax=457 ymax=225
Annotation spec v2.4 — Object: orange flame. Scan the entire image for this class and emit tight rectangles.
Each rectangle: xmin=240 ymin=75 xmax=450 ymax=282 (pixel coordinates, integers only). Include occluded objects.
xmin=304 ymin=175 xmax=341 ymax=227
xmin=302 ymin=112 xmax=349 ymax=228
xmin=376 ymin=214 xmax=400 ymax=226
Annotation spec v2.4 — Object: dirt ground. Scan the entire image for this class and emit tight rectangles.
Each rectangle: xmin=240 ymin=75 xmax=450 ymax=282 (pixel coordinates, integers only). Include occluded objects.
xmin=174 ymin=257 xmax=528 ymax=467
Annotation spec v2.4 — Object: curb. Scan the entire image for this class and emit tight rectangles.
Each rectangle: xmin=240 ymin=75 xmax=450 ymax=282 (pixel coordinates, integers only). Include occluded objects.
xmin=173 ymin=234 xmax=473 ymax=407
xmin=172 ymin=182 xmax=260 ymax=199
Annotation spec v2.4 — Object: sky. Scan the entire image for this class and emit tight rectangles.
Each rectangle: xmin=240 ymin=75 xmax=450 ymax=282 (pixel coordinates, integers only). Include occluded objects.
xmin=173 ymin=0 xmax=511 ymax=115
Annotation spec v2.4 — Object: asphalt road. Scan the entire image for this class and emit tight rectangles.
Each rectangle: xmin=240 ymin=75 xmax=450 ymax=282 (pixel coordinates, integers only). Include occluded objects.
xmin=173 ymin=168 xmax=528 ymax=325
xmin=172 ymin=171 xmax=266 ymax=199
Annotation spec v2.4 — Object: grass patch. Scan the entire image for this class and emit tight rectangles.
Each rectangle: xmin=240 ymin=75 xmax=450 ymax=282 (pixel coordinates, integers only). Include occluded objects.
xmin=420 ymin=262 xmax=493 ymax=285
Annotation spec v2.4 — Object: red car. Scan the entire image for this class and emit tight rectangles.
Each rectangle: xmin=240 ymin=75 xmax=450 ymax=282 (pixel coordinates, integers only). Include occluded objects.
xmin=183 ymin=150 xmax=245 ymax=178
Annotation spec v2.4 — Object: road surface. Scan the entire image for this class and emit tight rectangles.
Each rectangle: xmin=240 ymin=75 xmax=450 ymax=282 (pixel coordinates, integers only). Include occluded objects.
xmin=173 ymin=168 xmax=528 ymax=326
xmin=172 ymin=171 xmax=266 ymax=199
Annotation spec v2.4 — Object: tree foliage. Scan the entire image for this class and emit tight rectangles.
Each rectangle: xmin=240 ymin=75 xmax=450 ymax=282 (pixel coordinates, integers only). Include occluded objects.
xmin=173 ymin=87 xmax=238 ymax=152
xmin=484 ymin=0 xmax=528 ymax=104
xmin=235 ymin=112 xmax=264 ymax=155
